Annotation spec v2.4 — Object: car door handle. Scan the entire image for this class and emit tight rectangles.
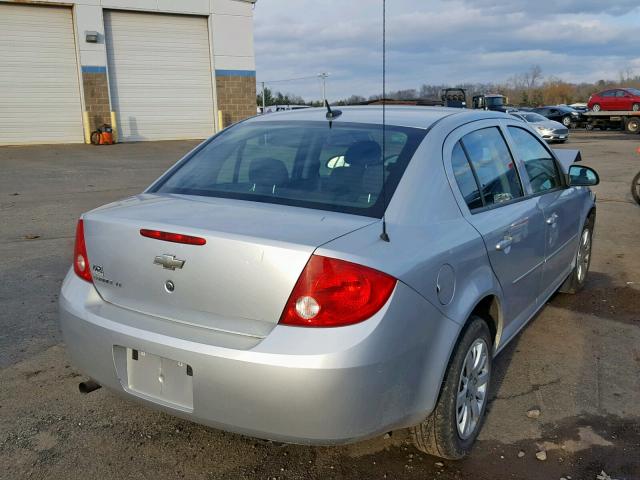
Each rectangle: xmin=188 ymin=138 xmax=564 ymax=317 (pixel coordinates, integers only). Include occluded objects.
xmin=495 ymin=236 xmax=513 ymax=252
xmin=546 ymin=213 xmax=559 ymax=225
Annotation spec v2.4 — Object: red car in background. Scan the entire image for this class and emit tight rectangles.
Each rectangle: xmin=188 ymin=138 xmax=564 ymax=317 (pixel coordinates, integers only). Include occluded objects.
xmin=588 ymin=88 xmax=640 ymax=112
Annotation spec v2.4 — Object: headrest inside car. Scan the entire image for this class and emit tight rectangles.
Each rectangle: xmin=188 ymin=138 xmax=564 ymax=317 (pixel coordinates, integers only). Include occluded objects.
xmin=249 ymin=157 xmax=289 ymax=186
xmin=344 ymin=141 xmax=382 ymax=167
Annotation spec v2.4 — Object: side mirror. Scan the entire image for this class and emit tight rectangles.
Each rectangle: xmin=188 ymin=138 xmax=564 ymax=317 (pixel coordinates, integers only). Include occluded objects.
xmin=568 ymin=165 xmax=599 ymax=187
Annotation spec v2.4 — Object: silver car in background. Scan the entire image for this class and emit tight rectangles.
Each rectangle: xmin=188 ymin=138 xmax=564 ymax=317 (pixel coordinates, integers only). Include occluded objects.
xmin=511 ymin=111 xmax=570 ymax=143
xmin=59 ymin=106 xmax=599 ymax=459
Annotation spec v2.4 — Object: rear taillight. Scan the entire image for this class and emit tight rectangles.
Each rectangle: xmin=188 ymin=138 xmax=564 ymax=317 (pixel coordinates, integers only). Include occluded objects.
xmin=279 ymin=255 xmax=396 ymax=328
xmin=73 ymin=219 xmax=92 ymax=283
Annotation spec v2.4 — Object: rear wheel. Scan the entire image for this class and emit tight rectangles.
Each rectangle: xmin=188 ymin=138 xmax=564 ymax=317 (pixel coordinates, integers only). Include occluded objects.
xmin=559 ymin=217 xmax=594 ymax=294
xmin=632 ymin=171 xmax=640 ymax=206
xmin=562 ymin=116 xmax=572 ymax=127
xmin=625 ymin=117 xmax=640 ymax=134
xmin=592 ymin=104 xmax=601 ymax=112
xmin=410 ymin=317 xmax=492 ymax=459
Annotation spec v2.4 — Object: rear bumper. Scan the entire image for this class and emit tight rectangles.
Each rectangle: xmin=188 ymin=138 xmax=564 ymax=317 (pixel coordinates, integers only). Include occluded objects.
xmin=59 ymin=270 xmax=460 ymax=445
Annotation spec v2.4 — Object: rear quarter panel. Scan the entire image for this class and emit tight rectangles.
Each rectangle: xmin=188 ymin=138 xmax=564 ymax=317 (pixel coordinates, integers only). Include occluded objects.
xmin=317 ymin=118 xmax=505 ymax=334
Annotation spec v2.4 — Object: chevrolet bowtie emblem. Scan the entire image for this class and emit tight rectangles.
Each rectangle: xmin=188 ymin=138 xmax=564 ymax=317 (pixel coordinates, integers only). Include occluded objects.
xmin=153 ymin=254 xmax=185 ymax=270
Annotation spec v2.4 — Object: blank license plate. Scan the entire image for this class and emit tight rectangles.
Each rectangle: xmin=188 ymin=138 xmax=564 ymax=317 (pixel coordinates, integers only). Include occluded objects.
xmin=126 ymin=348 xmax=193 ymax=410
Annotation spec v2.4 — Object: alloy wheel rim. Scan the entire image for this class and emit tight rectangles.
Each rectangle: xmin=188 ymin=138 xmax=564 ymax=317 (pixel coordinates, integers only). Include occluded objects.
xmin=456 ymin=339 xmax=490 ymax=440
xmin=576 ymin=228 xmax=591 ymax=283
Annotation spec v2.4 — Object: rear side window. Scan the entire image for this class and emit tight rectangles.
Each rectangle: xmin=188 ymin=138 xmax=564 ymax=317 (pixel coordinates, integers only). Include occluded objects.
xmin=151 ymin=121 xmax=426 ymax=218
xmin=451 ymin=142 xmax=483 ymax=211
xmin=508 ymin=127 xmax=562 ymax=194
xmin=460 ymin=127 xmax=523 ymax=207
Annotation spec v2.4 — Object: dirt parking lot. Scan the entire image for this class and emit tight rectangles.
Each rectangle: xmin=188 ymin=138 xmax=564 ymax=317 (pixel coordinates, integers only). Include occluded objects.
xmin=0 ymin=131 xmax=639 ymax=480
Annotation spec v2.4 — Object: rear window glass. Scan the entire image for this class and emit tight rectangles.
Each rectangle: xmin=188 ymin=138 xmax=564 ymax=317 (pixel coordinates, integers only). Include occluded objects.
xmin=151 ymin=121 xmax=426 ymax=217
xmin=451 ymin=142 xmax=483 ymax=211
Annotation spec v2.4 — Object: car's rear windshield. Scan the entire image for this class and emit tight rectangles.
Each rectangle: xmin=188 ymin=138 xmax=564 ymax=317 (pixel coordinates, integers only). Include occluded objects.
xmin=150 ymin=121 xmax=427 ymax=218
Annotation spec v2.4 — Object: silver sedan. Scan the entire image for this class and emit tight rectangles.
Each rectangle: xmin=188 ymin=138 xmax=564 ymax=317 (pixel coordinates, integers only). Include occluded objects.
xmin=511 ymin=111 xmax=570 ymax=143
xmin=59 ymin=106 xmax=599 ymax=459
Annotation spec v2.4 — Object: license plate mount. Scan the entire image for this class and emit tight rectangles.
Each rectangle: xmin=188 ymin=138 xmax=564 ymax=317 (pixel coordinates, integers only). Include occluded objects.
xmin=124 ymin=348 xmax=194 ymax=411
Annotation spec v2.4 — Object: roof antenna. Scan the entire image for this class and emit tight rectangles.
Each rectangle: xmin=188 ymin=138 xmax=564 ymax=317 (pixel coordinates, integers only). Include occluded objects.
xmin=325 ymin=99 xmax=341 ymax=128
xmin=379 ymin=0 xmax=390 ymax=242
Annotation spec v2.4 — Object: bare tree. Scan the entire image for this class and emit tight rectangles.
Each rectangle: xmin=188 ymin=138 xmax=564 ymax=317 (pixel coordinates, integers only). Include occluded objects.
xmin=523 ymin=65 xmax=543 ymax=90
xmin=619 ymin=67 xmax=635 ymax=84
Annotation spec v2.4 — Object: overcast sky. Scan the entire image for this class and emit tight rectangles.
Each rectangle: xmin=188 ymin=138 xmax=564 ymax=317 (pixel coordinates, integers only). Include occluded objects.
xmin=253 ymin=0 xmax=640 ymax=101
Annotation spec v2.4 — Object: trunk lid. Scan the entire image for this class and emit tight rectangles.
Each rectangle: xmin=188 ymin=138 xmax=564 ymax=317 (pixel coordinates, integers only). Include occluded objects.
xmin=83 ymin=194 xmax=375 ymax=338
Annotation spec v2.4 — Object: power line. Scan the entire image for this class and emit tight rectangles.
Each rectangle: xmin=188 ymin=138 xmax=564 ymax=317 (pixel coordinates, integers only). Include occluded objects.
xmin=257 ymin=75 xmax=322 ymax=84
xmin=258 ymin=73 xmax=331 ymax=104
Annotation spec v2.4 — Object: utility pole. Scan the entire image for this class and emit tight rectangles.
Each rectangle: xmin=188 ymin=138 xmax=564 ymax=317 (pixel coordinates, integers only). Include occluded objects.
xmin=318 ymin=73 xmax=329 ymax=104
xmin=261 ymin=81 xmax=266 ymax=113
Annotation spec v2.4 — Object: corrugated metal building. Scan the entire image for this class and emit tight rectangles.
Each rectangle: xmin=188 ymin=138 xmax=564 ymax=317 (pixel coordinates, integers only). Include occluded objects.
xmin=0 ymin=0 xmax=257 ymax=145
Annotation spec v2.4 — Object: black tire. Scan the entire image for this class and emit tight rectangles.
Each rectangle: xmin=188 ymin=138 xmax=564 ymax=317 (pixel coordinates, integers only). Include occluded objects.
xmin=632 ymin=171 xmax=640 ymax=206
xmin=90 ymin=131 xmax=101 ymax=145
xmin=632 ymin=103 xmax=640 ymax=112
xmin=625 ymin=117 xmax=640 ymax=134
xmin=585 ymin=123 xmax=594 ymax=131
xmin=592 ymin=104 xmax=601 ymax=112
xmin=562 ymin=116 xmax=572 ymax=127
xmin=410 ymin=317 xmax=492 ymax=459
xmin=559 ymin=215 xmax=594 ymax=294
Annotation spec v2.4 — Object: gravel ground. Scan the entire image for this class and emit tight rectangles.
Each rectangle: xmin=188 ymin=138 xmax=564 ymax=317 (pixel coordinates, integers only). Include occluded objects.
xmin=0 ymin=131 xmax=638 ymax=480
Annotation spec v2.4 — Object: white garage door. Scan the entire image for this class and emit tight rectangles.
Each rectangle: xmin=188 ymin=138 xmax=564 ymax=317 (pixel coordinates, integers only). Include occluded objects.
xmin=0 ymin=4 xmax=83 ymax=145
xmin=105 ymin=11 xmax=215 ymax=142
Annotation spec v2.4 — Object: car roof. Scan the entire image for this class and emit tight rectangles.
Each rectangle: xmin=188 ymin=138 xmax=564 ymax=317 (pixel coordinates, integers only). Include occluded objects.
xmin=537 ymin=105 xmax=570 ymax=111
xmin=245 ymin=105 xmax=507 ymax=130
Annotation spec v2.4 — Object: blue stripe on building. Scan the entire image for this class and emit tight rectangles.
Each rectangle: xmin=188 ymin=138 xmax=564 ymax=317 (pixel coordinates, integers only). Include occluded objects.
xmin=215 ymin=69 xmax=256 ymax=78
xmin=81 ymin=65 xmax=107 ymax=74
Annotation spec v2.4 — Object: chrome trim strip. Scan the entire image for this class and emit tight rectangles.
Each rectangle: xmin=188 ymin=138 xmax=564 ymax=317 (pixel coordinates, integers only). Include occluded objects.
xmin=512 ymin=259 xmax=544 ymax=285
xmin=546 ymin=232 xmax=578 ymax=262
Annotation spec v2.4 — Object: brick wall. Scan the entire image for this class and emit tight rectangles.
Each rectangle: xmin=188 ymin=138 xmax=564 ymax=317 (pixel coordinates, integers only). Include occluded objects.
xmin=82 ymin=71 xmax=111 ymax=133
xmin=215 ymin=73 xmax=257 ymax=127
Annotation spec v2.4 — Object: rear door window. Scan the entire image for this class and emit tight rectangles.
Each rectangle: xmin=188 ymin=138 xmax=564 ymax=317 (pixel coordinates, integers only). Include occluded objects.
xmin=460 ymin=127 xmax=523 ymax=207
xmin=508 ymin=127 xmax=562 ymax=193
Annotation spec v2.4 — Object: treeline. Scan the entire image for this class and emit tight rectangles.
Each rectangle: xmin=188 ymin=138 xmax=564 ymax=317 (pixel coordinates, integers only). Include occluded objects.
xmin=359 ymin=66 xmax=640 ymax=106
xmin=257 ymin=66 xmax=640 ymax=107
xmin=256 ymin=88 xmax=307 ymax=107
